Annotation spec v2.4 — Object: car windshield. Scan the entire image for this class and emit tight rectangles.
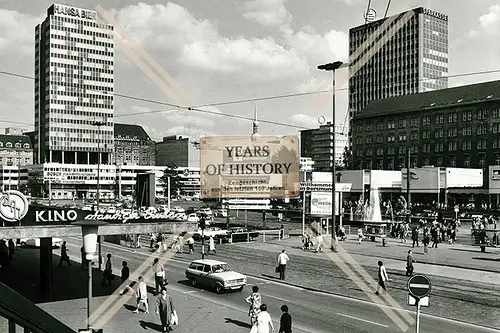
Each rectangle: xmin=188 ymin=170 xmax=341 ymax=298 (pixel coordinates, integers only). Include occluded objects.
xmin=211 ymin=264 xmax=231 ymax=273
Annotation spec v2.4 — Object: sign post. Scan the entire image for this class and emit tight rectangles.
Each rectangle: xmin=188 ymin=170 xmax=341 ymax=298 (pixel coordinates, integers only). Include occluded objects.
xmin=407 ymin=274 xmax=432 ymax=333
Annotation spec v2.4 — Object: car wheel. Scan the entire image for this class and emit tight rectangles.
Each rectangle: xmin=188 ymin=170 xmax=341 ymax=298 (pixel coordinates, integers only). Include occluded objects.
xmin=20 ymin=242 xmax=26 ymax=248
xmin=190 ymin=278 xmax=198 ymax=288
xmin=215 ymin=283 xmax=224 ymax=294
xmin=237 ymin=286 xmax=244 ymax=292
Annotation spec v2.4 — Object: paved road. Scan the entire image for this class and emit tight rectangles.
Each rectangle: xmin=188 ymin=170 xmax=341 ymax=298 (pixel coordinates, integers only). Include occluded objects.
xmin=54 ymin=237 xmax=499 ymax=333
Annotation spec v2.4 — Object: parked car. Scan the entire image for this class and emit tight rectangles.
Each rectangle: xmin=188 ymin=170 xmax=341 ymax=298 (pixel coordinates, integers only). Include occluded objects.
xmin=214 ymin=209 xmax=227 ymax=218
xmin=193 ymin=227 xmax=227 ymax=240
xmin=187 ymin=213 xmax=200 ymax=222
xmin=197 ymin=207 xmax=213 ymax=217
xmin=19 ymin=237 xmax=64 ymax=248
xmin=172 ymin=206 xmax=185 ymax=213
xmin=81 ymin=205 xmax=93 ymax=211
xmin=185 ymin=259 xmax=247 ymax=293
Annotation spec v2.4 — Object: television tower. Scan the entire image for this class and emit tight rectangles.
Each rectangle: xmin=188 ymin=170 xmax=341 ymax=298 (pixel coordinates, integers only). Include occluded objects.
xmin=251 ymin=103 xmax=260 ymax=141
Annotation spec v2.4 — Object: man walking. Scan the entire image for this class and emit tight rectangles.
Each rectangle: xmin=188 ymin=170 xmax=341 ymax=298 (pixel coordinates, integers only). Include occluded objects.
xmin=411 ymin=227 xmax=419 ymax=248
xmin=277 ymin=249 xmax=289 ymax=280
xmin=375 ymin=260 xmax=389 ymax=296
xmin=153 ymin=258 xmax=165 ymax=295
xmin=279 ymin=304 xmax=292 ymax=333
xmin=58 ymin=241 xmax=71 ymax=267
xmin=102 ymin=253 xmax=113 ymax=286
xmin=134 ymin=276 xmax=149 ymax=314
xmin=431 ymin=225 xmax=439 ymax=248
xmin=208 ymin=235 xmax=216 ymax=255
xmin=186 ymin=235 xmax=195 ymax=254
xmin=406 ymin=250 xmax=415 ymax=276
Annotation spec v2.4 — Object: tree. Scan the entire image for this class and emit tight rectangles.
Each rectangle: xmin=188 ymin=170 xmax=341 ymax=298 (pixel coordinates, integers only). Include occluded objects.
xmin=342 ymin=146 xmax=353 ymax=170
xmin=159 ymin=163 xmax=182 ymax=197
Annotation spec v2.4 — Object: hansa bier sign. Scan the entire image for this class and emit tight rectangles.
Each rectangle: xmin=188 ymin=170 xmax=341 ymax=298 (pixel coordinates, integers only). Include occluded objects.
xmin=200 ymin=136 xmax=300 ymax=199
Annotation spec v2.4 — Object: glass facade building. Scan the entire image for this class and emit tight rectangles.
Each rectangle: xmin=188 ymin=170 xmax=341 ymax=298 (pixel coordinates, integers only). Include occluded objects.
xmin=348 ymin=7 xmax=448 ymax=145
xmin=34 ymin=4 xmax=114 ymax=165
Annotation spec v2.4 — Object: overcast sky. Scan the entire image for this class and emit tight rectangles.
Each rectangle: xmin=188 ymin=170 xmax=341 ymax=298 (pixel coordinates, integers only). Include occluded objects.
xmin=1 ymin=0 xmax=499 ymax=140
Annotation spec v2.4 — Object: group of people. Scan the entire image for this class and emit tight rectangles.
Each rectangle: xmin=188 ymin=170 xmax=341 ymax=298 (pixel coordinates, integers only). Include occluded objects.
xmin=245 ymin=285 xmax=292 ymax=333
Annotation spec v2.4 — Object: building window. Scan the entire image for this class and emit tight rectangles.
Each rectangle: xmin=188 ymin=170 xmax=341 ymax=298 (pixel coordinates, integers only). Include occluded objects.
xmin=377 ymin=159 xmax=383 ymax=169
xmin=23 ymin=143 xmax=30 ymax=149
xmin=387 ymin=146 xmax=395 ymax=155
xmin=422 ymin=130 xmax=431 ymax=139
xmin=478 ymin=109 xmax=487 ymax=120
xmin=6 ymin=142 xmax=12 ymax=148
xmin=494 ymin=140 xmax=498 ymax=149
xmin=398 ymin=119 xmax=407 ymax=128
xmin=477 ymin=125 xmax=488 ymax=135
xmin=447 ymin=128 xmax=457 ymax=137
xmin=377 ymin=147 xmax=384 ymax=156
xmin=479 ymin=154 xmax=485 ymax=168
xmin=449 ymin=156 xmax=456 ymax=167
xmin=495 ymin=154 xmax=500 ymax=165
xmin=399 ymin=134 xmax=407 ymax=141
xmin=462 ymin=111 xmax=472 ymax=121
xmin=435 ymin=114 xmax=444 ymax=124
xmin=493 ymin=109 xmax=499 ymax=119
xmin=464 ymin=156 xmax=470 ymax=168
xmin=388 ymin=159 xmax=394 ymax=170
xmin=435 ymin=129 xmax=444 ymax=139
xmin=448 ymin=113 xmax=458 ymax=123
xmin=399 ymin=159 xmax=406 ymax=168
xmin=422 ymin=116 xmax=431 ymax=126
xmin=388 ymin=121 xmax=396 ymax=129
xmin=462 ymin=140 xmax=472 ymax=150
xmin=462 ymin=126 xmax=472 ymax=136
xmin=436 ymin=156 xmax=443 ymax=167
xmin=493 ymin=124 xmax=500 ymax=134
xmin=477 ymin=140 xmax=487 ymax=150
xmin=422 ymin=143 xmax=431 ymax=152
xmin=448 ymin=141 xmax=457 ymax=151
xmin=434 ymin=143 xmax=444 ymax=152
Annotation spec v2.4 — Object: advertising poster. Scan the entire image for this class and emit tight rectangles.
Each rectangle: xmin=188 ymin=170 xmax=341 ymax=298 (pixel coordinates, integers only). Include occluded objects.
xmin=200 ymin=136 xmax=300 ymax=199
xmin=310 ymin=192 xmax=340 ymax=215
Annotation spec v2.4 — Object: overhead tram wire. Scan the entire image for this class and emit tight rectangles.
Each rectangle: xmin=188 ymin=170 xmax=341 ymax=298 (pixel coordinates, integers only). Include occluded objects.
xmin=1 ymin=68 xmax=500 ymax=129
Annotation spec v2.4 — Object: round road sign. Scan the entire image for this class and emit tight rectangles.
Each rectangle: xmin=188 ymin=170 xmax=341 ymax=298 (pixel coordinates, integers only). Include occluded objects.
xmin=407 ymin=274 xmax=431 ymax=298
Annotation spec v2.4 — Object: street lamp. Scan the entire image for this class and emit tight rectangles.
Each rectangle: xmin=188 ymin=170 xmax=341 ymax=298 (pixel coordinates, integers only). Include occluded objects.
xmin=317 ymin=61 xmax=344 ymax=252
xmin=17 ymin=139 xmax=22 ymax=191
xmin=72 ymin=220 xmax=108 ymax=331
xmin=92 ymin=120 xmax=106 ymax=270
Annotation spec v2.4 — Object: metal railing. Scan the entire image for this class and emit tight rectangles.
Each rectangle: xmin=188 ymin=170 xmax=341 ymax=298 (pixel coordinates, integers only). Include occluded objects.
xmin=0 ymin=282 xmax=75 ymax=333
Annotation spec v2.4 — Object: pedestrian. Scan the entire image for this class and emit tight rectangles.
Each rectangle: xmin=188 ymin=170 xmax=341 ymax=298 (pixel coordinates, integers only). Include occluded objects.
xmin=119 ymin=261 xmax=133 ymax=295
xmin=80 ymin=246 xmax=87 ymax=269
xmin=375 ymin=260 xmax=389 ymax=295
xmin=314 ymin=233 xmax=323 ymax=253
xmin=58 ymin=241 xmax=71 ymax=267
xmin=0 ymin=240 xmax=9 ymax=267
xmin=7 ymin=239 xmax=15 ymax=261
xmin=157 ymin=233 xmax=164 ymax=251
xmin=278 ymin=304 xmax=292 ymax=333
xmin=431 ymin=226 xmax=438 ymax=248
xmin=423 ymin=233 xmax=430 ymax=255
xmin=133 ymin=276 xmax=149 ymax=314
xmin=153 ymin=258 xmax=166 ymax=294
xmin=357 ymin=228 xmax=364 ymax=244
xmin=101 ymin=253 xmax=113 ymax=286
xmin=411 ymin=227 xmax=419 ymax=248
xmin=277 ymin=249 xmax=289 ymax=280
xmin=406 ymin=250 xmax=415 ymax=276
xmin=208 ymin=235 xmax=216 ymax=255
xmin=245 ymin=285 xmax=262 ymax=326
xmin=155 ymin=287 xmax=176 ymax=333
xmin=250 ymin=304 xmax=275 ymax=333
xmin=150 ymin=233 xmax=156 ymax=248
xmin=186 ymin=235 xmax=195 ymax=254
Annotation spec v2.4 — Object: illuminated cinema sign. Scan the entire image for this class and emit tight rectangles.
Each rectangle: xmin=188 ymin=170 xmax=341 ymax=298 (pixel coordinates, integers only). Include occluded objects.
xmin=200 ymin=135 xmax=300 ymax=199
xmin=52 ymin=4 xmax=97 ymax=20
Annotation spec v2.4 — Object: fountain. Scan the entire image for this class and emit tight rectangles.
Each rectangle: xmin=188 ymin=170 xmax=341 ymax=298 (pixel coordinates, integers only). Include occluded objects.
xmin=355 ymin=188 xmax=384 ymax=222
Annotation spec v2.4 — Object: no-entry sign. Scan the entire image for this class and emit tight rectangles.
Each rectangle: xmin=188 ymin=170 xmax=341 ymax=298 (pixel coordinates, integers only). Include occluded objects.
xmin=407 ymin=274 xmax=432 ymax=298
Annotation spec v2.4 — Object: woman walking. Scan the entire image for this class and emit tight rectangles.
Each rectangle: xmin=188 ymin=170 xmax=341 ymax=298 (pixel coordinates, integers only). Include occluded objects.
xmin=250 ymin=304 xmax=275 ymax=333
xmin=245 ymin=285 xmax=262 ymax=325
xmin=155 ymin=287 xmax=176 ymax=333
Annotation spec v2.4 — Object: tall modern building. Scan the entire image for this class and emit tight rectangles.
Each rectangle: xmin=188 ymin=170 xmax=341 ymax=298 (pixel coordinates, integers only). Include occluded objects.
xmin=348 ymin=7 xmax=448 ymax=143
xmin=155 ymin=135 xmax=200 ymax=168
xmin=34 ymin=4 xmax=114 ymax=165
xmin=300 ymin=123 xmax=348 ymax=171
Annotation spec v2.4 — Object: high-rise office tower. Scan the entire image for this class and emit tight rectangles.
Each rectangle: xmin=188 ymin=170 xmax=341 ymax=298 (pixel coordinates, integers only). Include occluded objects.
xmin=34 ymin=4 xmax=114 ymax=164
xmin=348 ymin=7 xmax=448 ymax=144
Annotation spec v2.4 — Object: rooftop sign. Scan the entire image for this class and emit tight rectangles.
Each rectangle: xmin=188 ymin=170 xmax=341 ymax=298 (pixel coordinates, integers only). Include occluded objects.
xmin=50 ymin=4 xmax=97 ymax=21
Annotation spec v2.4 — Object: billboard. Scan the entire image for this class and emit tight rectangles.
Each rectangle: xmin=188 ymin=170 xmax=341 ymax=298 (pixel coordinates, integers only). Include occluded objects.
xmin=401 ymin=168 xmax=441 ymax=193
xmin=310 ymin=192 xmax=340 ymax=215
xmin=489 ymin=166 xmax=500 ymax=194
xmin=445 ymin=168 xmax=483 ymax=188
xmin=200 ymin=136 xmax=300 ymax=199
xmin=0 ymin=190 xmax=189 ymax=227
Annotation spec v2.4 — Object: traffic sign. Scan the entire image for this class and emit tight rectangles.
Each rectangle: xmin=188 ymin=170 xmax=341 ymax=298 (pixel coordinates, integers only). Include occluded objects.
xmin=407 ymin=274 xmax=432 ymax=298
xmin=408 ymin=295 xmax=429 ymax=307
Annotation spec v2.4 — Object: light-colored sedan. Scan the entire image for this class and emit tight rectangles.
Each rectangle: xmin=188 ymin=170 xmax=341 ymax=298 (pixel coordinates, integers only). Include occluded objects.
xmin=185 ymin=259 xmax=247 ymax=293
xmin=20 ymin=237 xmax=64 ymax=248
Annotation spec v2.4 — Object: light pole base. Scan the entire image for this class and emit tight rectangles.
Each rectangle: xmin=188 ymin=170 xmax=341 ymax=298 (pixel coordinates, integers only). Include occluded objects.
xmin=330 ymin=236 xmax=339 ymax=252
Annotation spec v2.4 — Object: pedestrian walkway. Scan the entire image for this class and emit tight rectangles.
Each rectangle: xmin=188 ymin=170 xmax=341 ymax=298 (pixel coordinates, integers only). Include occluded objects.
xmin=231 ymin=236 xmax=500 ymax=285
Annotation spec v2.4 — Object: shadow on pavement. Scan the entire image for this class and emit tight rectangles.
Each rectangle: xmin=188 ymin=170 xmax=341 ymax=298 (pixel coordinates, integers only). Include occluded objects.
xmin=0 ymin=247 xmax=122 ymax=304
xmin=224 ymin=317 xmax=252 ymax=328
xmin=450 ymin=248 xmax=484 ymax=254
xmin=139 ymin=320 xmax=162 ymax=332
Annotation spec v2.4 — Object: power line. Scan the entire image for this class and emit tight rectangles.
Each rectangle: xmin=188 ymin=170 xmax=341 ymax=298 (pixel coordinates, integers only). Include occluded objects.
xmin=1 ymin=68 xmax=500 ymax=130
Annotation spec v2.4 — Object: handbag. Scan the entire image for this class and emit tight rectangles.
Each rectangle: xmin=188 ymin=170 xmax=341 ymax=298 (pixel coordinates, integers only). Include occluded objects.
xmin=171 ymin=310 xmax=178 ymax=325
xmin=275 ymin=266 xmax=280 ymax=273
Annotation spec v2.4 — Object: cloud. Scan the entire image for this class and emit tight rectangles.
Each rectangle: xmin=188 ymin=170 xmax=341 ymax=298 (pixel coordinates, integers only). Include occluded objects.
xmin=468 ymin=5 xmax=500 ymax=37
xmin=242 ymin=0 xmax=292 ymax=27
xmin=0 ymin=9 xmax=42 ymax=54
xmin=113 ymin=2 xmax=310 ymax=82
xmin=289 ymin=113 xmax=321 ymax=128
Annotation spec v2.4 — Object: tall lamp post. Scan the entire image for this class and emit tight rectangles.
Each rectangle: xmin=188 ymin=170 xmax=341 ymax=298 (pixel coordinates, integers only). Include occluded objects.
xmin=92 ymin=120 xmax=105 ymax=270
xmin=318 ymin=61 xmax=344 ymax=252
xmin=72 ymin=220 xmax=108 ymax=332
